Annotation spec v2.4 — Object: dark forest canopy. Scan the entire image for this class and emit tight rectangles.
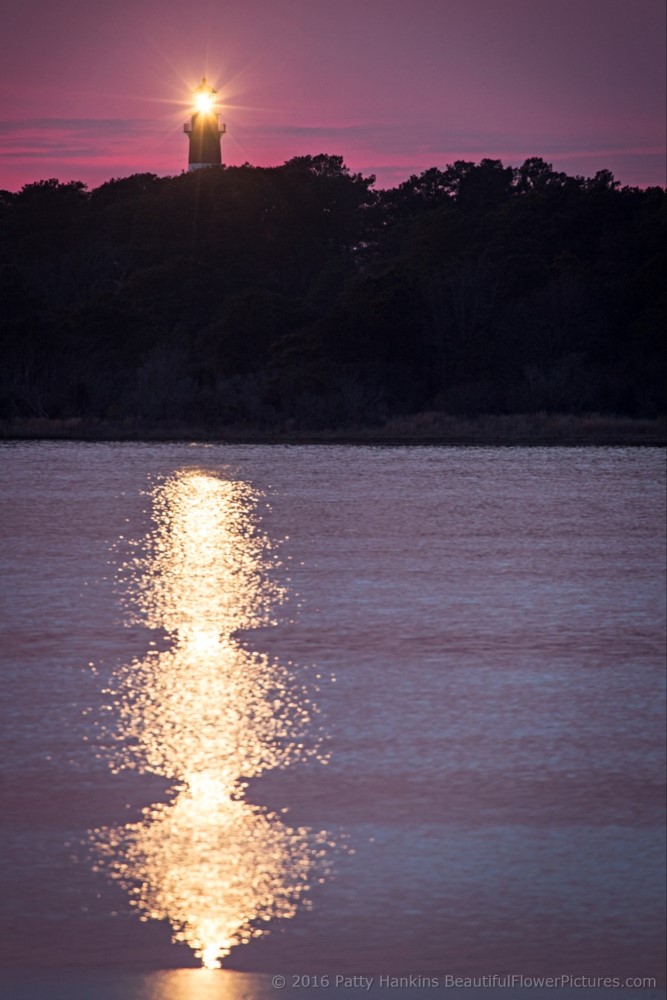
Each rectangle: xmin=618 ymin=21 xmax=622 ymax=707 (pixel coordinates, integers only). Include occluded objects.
xmin=1 ymin=154 xmax=665 ymax=428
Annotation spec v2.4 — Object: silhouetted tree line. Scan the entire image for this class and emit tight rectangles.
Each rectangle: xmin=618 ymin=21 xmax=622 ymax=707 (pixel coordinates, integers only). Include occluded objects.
xmin=1 ymin=154 xmax=665 ymax=428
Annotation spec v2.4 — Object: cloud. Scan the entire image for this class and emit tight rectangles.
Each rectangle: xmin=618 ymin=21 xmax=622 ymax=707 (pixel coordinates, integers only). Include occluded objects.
xmin=0 ymin=117 xmax=185 ymax=188
xmin=0 ymin=118 xmax=152 ymax=133
xmin=1 ymin=114 xmax=664 ymax=193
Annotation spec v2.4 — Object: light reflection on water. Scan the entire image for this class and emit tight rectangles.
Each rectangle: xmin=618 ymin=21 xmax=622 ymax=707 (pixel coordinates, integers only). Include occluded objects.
xmin=138 ymin=969 xmax=275 ymax=1000
xmin=91 ymin=471 xmax=329 ymax=968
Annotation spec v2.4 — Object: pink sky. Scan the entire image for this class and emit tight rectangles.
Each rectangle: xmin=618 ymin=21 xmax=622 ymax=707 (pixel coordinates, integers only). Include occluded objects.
xmin=1 ymin=0 xmax=665 ymax=192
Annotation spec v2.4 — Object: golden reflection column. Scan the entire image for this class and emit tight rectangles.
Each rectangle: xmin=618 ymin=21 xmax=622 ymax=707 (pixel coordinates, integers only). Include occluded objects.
xmin=92 ymin=472 xmax=329 ymax=969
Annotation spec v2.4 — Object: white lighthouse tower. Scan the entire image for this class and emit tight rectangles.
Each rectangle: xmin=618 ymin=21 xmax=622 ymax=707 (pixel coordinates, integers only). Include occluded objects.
xmin=184 ymin=78 xmax=226 ymax=171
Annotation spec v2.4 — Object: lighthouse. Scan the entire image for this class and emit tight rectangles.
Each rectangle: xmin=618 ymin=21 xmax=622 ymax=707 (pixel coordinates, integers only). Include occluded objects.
xmin=184 ymin=78 xmax=226 ymax=171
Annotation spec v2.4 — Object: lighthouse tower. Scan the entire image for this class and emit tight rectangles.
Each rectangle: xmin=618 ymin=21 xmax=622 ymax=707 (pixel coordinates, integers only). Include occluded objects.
xmin=184 ymin=78 xmax=226 ymax=171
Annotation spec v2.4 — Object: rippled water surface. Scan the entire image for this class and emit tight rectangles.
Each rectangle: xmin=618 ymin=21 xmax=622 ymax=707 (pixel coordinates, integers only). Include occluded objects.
xmin=0 ymin=443 xmax=665 ymax=999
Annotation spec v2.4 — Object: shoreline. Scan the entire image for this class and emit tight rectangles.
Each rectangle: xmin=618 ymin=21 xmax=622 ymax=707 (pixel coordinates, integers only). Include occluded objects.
xmin=0 ymin=413 xmax=665 ymax=446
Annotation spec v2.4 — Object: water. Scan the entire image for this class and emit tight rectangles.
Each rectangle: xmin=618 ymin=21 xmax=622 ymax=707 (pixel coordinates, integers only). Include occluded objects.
xmin=0 ymin=442 xmax=665 ymax=1000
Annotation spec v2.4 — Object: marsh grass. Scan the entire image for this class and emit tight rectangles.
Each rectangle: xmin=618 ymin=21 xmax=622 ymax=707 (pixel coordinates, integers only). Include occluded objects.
xmin=1 ymin=412 xmax=664 ymax=445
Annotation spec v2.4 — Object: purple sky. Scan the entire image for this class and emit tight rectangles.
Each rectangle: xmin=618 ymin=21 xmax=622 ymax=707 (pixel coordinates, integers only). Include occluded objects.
xmin=1 ymin=0 xmax=665 ymax=192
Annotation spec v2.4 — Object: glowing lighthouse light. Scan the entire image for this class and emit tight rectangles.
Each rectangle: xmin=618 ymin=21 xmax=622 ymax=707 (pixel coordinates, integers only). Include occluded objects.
xmin=195 ymin=89 xmax=215 ymax=113
xmin=184 ymin=77 xmax=226 ymax=171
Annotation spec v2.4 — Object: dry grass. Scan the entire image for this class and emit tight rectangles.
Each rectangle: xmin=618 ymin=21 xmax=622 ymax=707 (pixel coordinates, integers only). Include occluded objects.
xmin=374 ymin=411 xmax=667 ymax=444
xmin=0 ymin=412 xmax=665 ymax=445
